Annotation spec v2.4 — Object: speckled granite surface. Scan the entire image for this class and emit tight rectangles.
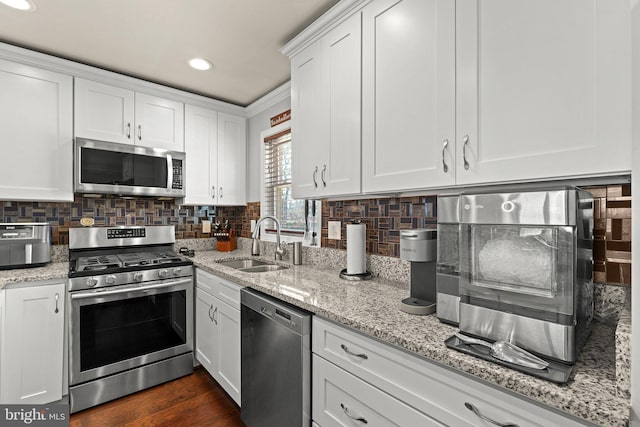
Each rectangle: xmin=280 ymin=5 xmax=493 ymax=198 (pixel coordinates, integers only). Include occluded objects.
xmin=190 ymin=248 xmax=629 ymax=427
xmin=0 ymin=262 xmax=68 ymax=288
xmin=616 ymin=300 xmax=632 ymax=400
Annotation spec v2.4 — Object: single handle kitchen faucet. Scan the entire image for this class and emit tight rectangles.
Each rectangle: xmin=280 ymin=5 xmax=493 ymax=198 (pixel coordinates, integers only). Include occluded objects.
xmin=251 ymin=216 xmax=286 ymax=260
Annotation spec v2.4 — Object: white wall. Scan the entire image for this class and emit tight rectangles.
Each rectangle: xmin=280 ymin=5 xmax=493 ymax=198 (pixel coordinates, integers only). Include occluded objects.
xmin=632 ymin=0 xmax=639 ymax=425
xmin=246 ymin=84 xmax=291 ymax=202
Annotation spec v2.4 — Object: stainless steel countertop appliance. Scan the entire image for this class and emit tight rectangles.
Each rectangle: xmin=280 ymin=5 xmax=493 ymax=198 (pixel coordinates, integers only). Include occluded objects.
xmin=67 ymin=225 xmax=193 ymax=413
xmin=241 ymin=287 xmax=311 ymax=427
xmin=436 ymin=195 xmax=461 ymax=325
xmin=0 ymin=223 xmax=50 ymax=269
xmin=456 ymin=187 xmax=593 ymax=366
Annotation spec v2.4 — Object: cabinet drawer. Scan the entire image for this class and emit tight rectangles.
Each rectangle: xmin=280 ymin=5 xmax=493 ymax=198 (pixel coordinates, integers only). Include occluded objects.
xmin=313 ymin=317 xmax=587 ymax=427
xmin=313 ymin=355 xmax=443 ymax=427
xmin=195 ymin=268 xmax=243 ymax=310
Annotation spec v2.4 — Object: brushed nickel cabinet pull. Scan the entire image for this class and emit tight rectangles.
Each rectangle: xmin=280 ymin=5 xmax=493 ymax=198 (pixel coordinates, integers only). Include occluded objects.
xmin=442 ymin=139 xmax=449 ymax=172
xmin=126 ymin=123 xmax=131 ymax=139
xmin=212 ymin=186 xmax=216 ymax=198
xmin=55 ymin=293 xmax=59 ymax=314
xmin=219 ymin=187 xmax=223 ymax=198
xmin=313 ymin=166 xmax=318 ymax=188
xmin=340 ymin=403 xmax=367 ymax=424
xmin=465 ymin=402 xmax=519 ymax=427
xmin=208 ymin=304 xmax=214 ymax=321
xmin=462 ymin=134 xmax=470 ymax=170
xmin=341 ymin=344 xmax=368 ymax=360
xmin=321 ymin=164 xmax=327 ymax=187
xmin=137 ymin=125 xmax=142 ymax=141
xmin=212 ymin=306 xmax=218 ymax=325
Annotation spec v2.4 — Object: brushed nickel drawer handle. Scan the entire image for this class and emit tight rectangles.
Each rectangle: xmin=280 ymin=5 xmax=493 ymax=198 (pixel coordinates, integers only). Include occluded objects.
xmin=340 ymin=403 xmax=367 ymax=424
xmin=465 ymin=402 xmax=519 ymax=427
xmin=341 ymin=344 xmax=368 ymax=360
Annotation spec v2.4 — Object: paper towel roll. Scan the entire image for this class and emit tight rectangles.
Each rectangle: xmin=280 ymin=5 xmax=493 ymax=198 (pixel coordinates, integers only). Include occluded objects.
xmin=346 ymin=223 xmax=366 ymax=274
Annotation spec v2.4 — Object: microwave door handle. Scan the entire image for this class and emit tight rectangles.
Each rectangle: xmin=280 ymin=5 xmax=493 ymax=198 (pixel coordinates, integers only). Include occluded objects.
xmin=167 ymin=154 xmax=173 ymax=190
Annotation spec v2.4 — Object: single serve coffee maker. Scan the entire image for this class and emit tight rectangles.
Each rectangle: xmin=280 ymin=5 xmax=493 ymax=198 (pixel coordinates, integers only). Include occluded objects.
xmin=399 ymin=229 xmax=437 ymax=315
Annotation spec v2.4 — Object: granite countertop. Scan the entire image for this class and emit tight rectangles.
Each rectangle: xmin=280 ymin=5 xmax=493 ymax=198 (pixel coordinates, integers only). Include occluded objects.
xmin=0 ymin=251 xmax=629 ymax=426
xmin=191 ymin=249 xmax=629 ymax=427
xmin=0 ymin=262 xmax=68 ymax=289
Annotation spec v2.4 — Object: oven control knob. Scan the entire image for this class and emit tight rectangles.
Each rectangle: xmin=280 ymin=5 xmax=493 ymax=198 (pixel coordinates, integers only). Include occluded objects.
xmin=86 ymin=277 xmax=98 ymax=288
xmin=134 ymin=272 xmax=144 ymax=282
xmin=105 ymin=274 xmax=117 ymax=285
xmin=159 ymin=269 xmax=169 ymax=278
xmin=173 ymin=268 xmax=182 ymax=276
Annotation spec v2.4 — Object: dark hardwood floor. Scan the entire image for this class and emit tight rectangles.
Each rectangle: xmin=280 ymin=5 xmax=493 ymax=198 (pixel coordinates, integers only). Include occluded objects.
xmin=69 ymin=368 xmax=245 ymax=427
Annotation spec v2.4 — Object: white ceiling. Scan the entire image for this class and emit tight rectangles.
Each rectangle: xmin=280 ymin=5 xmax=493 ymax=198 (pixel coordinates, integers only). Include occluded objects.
xmin=0 ymin=0 xmax=339 ymax=106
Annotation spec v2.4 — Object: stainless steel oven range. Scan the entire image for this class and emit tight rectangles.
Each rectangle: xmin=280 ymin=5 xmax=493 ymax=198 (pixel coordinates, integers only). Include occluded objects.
xmin=67 ymin=225 xmax=193 ymax=413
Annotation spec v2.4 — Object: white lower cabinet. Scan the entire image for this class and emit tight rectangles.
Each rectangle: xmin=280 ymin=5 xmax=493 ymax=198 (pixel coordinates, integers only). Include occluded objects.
xmin=312 ymin=317 xmax=588 ymax=427
xmin=194 ymin=269 xmax=242 ymax=405
xmin=0 ymin=282 xmax=65 ymax=404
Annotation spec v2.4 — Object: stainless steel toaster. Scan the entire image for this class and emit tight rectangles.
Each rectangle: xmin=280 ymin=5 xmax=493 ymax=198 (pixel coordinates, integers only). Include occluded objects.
xmin=0 ymin=223 xmax=51 ymax=268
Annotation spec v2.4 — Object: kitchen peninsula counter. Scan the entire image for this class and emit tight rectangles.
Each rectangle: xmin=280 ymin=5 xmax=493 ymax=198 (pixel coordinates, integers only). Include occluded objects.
xmin=192 ymin=249 xmax=629 ymax=427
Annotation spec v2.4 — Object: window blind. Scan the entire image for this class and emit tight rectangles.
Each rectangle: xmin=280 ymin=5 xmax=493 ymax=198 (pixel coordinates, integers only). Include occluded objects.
xmin=263 ymin=130 xmax=305 ymax=232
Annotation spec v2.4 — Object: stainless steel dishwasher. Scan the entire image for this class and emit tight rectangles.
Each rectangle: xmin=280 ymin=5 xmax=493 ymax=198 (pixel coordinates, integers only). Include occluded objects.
xmin=241 ymin=287 xmax=311 ymax=427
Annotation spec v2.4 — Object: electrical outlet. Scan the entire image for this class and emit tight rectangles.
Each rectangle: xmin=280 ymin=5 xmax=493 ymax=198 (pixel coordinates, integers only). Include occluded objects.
xmin=250 ymin=219 xmax=256 ymax=232
xmin=328 ymin=221 xmax=341 ymax=240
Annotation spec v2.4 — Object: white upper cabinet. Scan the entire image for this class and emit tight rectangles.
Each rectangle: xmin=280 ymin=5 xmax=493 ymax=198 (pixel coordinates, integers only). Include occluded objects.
xmin=184 ymin=105 xmax=218 ymax=205
xmin=217 ymin=113 xmax=247 ymax=206
xmin=0 ymin=282 xmax=65 ymax=404
xmin=455 ymin=0 xmax=631 ymax=185
xmin=75 ymin=78 xmax=185 ymax=151
xmin=362 ymin=0 xmax=456 ymax=193
xmin=0 ymin=59 xmax=73 ymax=201
xmin=74 ymin=78 xmax=135 ymax=143
xmin=134 ymin=92 xmax=184 ymax=151
xmin=291 ymin=12 xmax=362 ymax=199
xmin=184 ymin=106 xmax=246 ymax=206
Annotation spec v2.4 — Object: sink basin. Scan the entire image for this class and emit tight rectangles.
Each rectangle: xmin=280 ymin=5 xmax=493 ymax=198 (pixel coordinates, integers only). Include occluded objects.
xmin=218 ymin=259 xmax=270 ymax=269
xmin=217 ymin=258 xmax=288 ymax=273
xmin=241 ymin=264 xmax=288 ymax=273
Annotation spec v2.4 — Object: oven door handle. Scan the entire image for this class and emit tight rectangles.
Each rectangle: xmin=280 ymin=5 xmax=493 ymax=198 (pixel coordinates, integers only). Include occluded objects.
xmin=70 ymin=278 xmax=192 ymax=300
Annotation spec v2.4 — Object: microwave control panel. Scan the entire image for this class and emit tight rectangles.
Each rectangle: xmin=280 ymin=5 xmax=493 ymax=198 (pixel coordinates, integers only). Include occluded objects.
xmin=172 ymin=159 xmax=183 ymax=190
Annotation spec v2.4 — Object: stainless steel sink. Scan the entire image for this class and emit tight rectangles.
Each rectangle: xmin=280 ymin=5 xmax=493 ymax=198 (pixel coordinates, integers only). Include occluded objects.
xmin=217 ymin=258 xmax=288 ymax=273
xmin=218 ymin=259 xmax=270 ymax=269
xmin=240 ymin=264 xmax=288 ymax=273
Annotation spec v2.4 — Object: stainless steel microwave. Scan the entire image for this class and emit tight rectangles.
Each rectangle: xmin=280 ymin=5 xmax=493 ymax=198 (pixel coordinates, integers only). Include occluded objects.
xmin=74 ymin=138 xmax=185 ymax=197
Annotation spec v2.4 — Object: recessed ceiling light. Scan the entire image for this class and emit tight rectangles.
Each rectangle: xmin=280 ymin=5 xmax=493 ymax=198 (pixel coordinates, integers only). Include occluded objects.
xmin=188 ymin=58 xmax=213 ymax=71
xmin=0 ymin=0 xmax=36 ymax=11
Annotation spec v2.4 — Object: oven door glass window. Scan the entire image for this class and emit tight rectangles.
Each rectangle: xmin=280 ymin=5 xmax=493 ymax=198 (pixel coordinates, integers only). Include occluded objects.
xmin=80 ymin=290 xmax=187 ymax=371
xmin=80 ymin=147 xmax=168 ymax=188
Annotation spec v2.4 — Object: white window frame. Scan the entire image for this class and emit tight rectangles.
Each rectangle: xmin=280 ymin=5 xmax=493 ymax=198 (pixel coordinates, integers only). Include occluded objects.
xmin=259 ymin=122 xmax=306 ymax=244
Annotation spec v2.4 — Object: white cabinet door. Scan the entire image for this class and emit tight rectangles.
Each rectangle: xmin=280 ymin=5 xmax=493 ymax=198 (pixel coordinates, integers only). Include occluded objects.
xmin=214 ymin=299 xmax=241 ymax=405
xmin=74 ymin=78 xmax=135 ymax=144
xmin=455 ymin=0 xmax=631 ymax=185
xmin=362 ymin=0 xmax=456 ymax=193
xmin=217 ymin=113 xmax=247 ymax=206
xmin=291 ymin=40 xmax=327 ymax=199
xmin=195 ymin=288 xmax=218 ymax=375
xmin=0 ymin=60 xmax=73 ymax=202
xmin=184 ymin=105 xmax=218 ymax=205
xmin=134 ymin=92 xmax=184 ymax=151
xmin=1 ymin=283 xmax=65 ymax=404
xmin=323 ymin=13 xmax=362 ymax=196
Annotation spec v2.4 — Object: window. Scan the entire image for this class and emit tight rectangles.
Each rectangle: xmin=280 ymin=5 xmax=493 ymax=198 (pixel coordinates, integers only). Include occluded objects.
xmin=263 ymin=128 xmax=305 ymax=233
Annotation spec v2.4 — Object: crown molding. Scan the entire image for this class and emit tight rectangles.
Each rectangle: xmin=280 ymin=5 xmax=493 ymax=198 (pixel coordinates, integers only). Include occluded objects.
xmin=245 ymin=81 xmax=291 ymax=118
xmin=280 ymin=0 xmax=371 ymax=58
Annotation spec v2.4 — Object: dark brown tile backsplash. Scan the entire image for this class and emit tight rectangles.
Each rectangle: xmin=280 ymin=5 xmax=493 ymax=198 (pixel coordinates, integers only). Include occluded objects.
xmin=586 ymin=184 xmax=632 ymax=285
xmin=321 ymin=195 xmax=438 ymax=257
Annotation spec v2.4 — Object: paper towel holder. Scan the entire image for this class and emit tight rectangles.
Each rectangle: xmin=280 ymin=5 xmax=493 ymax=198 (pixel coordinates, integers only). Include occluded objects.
xmin=340 ymin=220 xmax=373 ymax=281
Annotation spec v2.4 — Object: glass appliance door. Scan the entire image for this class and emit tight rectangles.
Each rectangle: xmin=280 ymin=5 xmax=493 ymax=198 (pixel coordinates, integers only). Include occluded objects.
xmin=69 ymin=278 xmax=193 ymax=385
xmin=80 ymin=147 xmax=168 ymax=188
